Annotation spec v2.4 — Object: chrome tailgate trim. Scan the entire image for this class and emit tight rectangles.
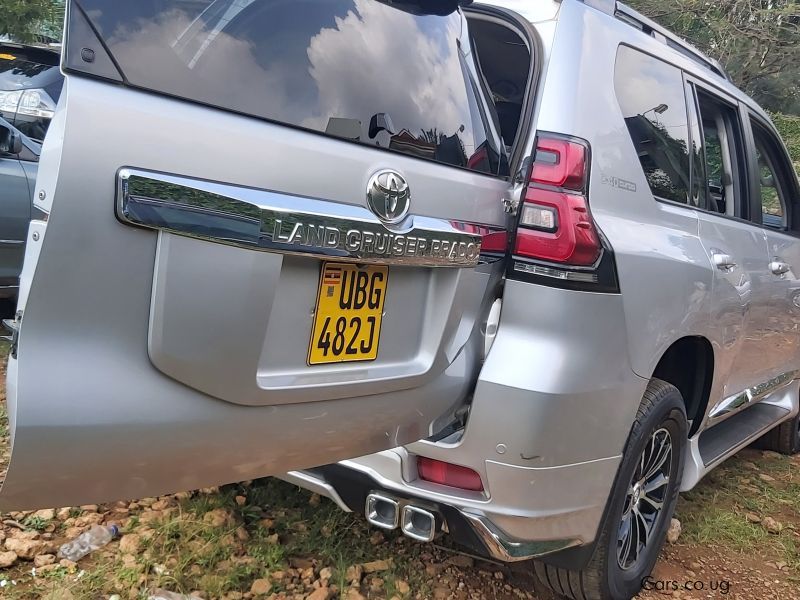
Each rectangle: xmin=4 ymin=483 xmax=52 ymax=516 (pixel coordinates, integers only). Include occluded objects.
xmin=118 ymin=168 xmax=498 ymax=268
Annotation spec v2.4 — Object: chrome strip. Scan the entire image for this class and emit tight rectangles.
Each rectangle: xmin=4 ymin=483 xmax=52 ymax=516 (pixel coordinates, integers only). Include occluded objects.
xmin=278 ymin=471 xmax=352 ymax=513
xmin=708 ymin=370 xmax=799 ymax=425
xmin=461 ymin=512 xmax=581 ymax=562
xmin=514 ymin=261 xmax=599 ymax=283
xmin=0 ymin=239 xmax=24 ymax=245
xmin=117 ymin=168 xmax=502 ymax=268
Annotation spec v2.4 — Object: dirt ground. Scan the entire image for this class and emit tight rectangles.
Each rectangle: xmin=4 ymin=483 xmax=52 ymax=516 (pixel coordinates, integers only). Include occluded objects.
xmin=1 ymin=349 xmax=799 ymax=599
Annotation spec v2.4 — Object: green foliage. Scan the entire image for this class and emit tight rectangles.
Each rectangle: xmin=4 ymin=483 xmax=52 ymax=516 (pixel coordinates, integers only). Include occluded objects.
xmin=22 ymin=515 xmax=50 ymax=532
xmin=771 ymin=112 xmax=800 ymax=175
xmin=0 ymin=0 xmax=64 ymax=43
xmin=627 ymin=0 xmax=800 ymax=116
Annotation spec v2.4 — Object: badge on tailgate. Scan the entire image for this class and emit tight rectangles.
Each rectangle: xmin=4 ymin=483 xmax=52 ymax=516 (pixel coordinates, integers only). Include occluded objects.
xmin=308 ymin=262 xmax=388 ymax=365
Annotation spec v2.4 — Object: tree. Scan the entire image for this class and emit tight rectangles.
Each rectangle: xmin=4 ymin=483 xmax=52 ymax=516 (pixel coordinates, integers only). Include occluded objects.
xmin=0 ymin=0 xmax=65 ymax=44
xmin=627 ymin=0 xmax=800 ymax=115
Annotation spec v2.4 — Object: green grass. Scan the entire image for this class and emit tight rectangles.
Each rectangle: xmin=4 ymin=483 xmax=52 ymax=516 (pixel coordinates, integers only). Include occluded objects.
xmin=676 ymin=451 xmax=800 ymax=571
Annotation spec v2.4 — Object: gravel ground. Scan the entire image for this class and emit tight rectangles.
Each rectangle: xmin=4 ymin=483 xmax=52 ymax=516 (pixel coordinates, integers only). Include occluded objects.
xmin=1 ymin=350 xmax=799 ymax=599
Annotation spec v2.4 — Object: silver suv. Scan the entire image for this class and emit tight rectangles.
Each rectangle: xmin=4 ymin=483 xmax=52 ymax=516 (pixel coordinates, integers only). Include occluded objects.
xmin=1 ymin=1 xmax=798 ymax=599
xmin=287 ymin=2 xmax=800 ymax=598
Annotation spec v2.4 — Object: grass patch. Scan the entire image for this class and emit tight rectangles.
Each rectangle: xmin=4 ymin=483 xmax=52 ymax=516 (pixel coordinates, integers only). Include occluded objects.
xmin=676 ymin=451 xmax=800 ymax=571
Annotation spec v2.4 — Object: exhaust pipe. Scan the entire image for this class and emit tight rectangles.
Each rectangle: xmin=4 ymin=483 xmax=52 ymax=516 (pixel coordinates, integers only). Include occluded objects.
xmin=401 ymin=505 xmax=437 ymax=542
xmin=365 ymin=493 xmax=399 ymax=530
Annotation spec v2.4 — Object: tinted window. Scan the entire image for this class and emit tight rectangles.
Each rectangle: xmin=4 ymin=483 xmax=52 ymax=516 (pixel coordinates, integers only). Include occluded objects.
xmin=0 ymin=46 xmax=63 ymax=142
xmin=72 ymin=0 xmax=505 ymax=175
xmin=614 ymin=47 xmax=692 ymax=205
xmin=752 ymin=124 xmax=786 ymax=228
xmin=703 ymin=122 xmax=723 ymax=186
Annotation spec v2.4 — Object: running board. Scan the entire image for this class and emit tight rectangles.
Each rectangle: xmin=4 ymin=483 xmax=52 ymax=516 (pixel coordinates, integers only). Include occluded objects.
xmin=699 ymin=403 xmax=790 ymax=466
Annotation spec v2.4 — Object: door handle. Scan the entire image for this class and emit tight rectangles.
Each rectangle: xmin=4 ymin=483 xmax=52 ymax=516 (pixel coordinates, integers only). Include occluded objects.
xmin=770 ymin=260 xmax=791 ymax=276
xmin=712 ymin=252 xmax=737 ymax=271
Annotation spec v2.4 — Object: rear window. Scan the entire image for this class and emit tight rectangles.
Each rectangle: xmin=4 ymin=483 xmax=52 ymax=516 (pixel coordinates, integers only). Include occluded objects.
xmin=71 ymin=0 xmax=506 ymax=176
xmin=0 ymin=47 xmax=60 ymax=93
xmin=0 ymin=46 xmax=63 ymax=141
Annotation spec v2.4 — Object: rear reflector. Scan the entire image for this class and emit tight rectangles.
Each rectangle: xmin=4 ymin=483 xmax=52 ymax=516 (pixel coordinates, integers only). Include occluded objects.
xmin=417 ymin=457 xmax=484 ymax=492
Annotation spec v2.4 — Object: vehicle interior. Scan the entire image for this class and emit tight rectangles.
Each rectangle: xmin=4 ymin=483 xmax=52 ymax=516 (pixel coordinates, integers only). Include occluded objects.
xmin=698 ymin=93 xmax=741 ymax=218
xmin=466 ymin=15 xmax=532 ymax=152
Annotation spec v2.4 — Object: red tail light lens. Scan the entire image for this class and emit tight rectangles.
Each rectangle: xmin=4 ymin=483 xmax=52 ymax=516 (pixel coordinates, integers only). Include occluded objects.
xmin=514 ymin=134 xmax=602 ymax=267
xmin=417 ymin=457 xmax=484 ymax=492
xmin=531 ymin=137 xmax=587 ymax=191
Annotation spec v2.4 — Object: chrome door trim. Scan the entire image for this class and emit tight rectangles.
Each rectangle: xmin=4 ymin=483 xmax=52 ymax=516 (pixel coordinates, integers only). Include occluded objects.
xmin=707 ymin=370 xmax=799 ymax=425
xmin=117 ymin=168 xmax=504 ymax=268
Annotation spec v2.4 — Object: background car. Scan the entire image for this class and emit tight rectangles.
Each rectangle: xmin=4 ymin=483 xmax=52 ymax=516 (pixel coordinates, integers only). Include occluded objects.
xmin=0 ymin=42 xmax=62 ymax=143
xmin=0 ymin=117 xmax=42 ymax=307
xmin=0 ymin=42 xmax=61 ymax=310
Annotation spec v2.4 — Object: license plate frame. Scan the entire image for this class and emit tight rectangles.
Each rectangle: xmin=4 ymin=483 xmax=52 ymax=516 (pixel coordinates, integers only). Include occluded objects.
xmin=308 ymin=262 xmax=388 ymax=365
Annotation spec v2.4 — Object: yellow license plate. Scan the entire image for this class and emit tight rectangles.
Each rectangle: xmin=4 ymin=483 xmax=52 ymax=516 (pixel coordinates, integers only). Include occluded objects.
xmin=308 ymin=262 xmax=388 ymax=365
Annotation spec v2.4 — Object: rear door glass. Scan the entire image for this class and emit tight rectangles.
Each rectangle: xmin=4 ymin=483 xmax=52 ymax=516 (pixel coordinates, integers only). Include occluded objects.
xmin=74 ymin=0 xmax=505 ymax=175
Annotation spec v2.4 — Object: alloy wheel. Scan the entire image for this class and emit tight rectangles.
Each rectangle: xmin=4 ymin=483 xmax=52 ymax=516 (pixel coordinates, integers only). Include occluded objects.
xmin=617 ymin=427 xmax=673 ymax=570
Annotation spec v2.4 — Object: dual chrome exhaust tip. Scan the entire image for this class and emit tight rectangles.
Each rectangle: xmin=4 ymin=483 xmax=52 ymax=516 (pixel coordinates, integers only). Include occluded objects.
xmin=365 ymin=492 xmax=438 ymax=542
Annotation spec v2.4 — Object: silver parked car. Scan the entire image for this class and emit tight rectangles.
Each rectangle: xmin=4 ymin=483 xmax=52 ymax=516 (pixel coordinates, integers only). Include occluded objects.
xmin=1 ymin=1 xmax=798 ymax=599
xmin=0 ymin=43 xmax=61 ymax=301
xmin=283 ymin=1 xmax=800 ymax=599
xmin=0 ymin=118 xmax=40 ymax=301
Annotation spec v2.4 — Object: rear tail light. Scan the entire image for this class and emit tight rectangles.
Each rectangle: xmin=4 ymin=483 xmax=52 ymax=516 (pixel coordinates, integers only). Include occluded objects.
xmin=417 ymin=457 xmax=484 ymax=492
xmin=514 ymin=134 xmax=602 ymax=267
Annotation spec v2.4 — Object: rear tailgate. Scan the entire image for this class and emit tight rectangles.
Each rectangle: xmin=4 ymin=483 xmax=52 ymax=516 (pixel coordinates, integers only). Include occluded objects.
xmin=0 ymin=0 xmax=509 ymax=510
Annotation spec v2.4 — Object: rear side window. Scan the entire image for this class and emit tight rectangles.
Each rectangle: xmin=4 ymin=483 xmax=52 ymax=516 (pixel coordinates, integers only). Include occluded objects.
xmin=614 ymin=47 xmax=692 ymax=205
xmin=70 ymin=0 xmax=505 ymax=176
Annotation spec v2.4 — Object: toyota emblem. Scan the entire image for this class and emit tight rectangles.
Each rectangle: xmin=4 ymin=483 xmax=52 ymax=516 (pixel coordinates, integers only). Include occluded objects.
xmin=367 ymin=170 xmax=410 ymax=224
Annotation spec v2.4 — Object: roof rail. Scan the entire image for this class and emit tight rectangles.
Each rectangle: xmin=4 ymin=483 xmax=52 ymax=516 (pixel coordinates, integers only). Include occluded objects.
xmin=615 ymin=2 xmax=730 ymax=81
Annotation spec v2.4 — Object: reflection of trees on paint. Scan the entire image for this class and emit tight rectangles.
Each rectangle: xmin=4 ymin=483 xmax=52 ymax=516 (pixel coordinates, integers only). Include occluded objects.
xmin=129 ymin=178 xmax=262 ymax=221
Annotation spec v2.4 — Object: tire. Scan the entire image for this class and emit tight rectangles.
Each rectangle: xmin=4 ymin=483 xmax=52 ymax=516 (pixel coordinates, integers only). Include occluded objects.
xmin=754 ymin=414 xmax=800 ymax=455
xmin=534 ymin=379 xmax=688 ymax=600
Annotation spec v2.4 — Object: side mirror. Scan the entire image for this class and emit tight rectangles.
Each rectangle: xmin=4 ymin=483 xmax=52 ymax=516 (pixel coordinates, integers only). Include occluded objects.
xmin=0 ymin=126 xmax=22 ymax=154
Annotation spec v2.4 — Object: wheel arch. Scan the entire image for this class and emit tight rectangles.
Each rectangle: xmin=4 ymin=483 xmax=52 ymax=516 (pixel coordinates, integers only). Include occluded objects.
xmin=651 ymin=336 xmax=714 ymax=436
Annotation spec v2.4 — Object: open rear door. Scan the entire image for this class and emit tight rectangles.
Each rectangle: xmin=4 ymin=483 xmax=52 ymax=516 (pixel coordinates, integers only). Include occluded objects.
xmin=0 ymin=0 xmax=510 ymax=510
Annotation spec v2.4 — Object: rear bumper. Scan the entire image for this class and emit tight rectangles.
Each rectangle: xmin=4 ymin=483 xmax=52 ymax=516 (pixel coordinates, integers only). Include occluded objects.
xmin=282 ymin=281 xmax=647 ymax=563
xmin=281 ymin=462 xmax=583 ymax=562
